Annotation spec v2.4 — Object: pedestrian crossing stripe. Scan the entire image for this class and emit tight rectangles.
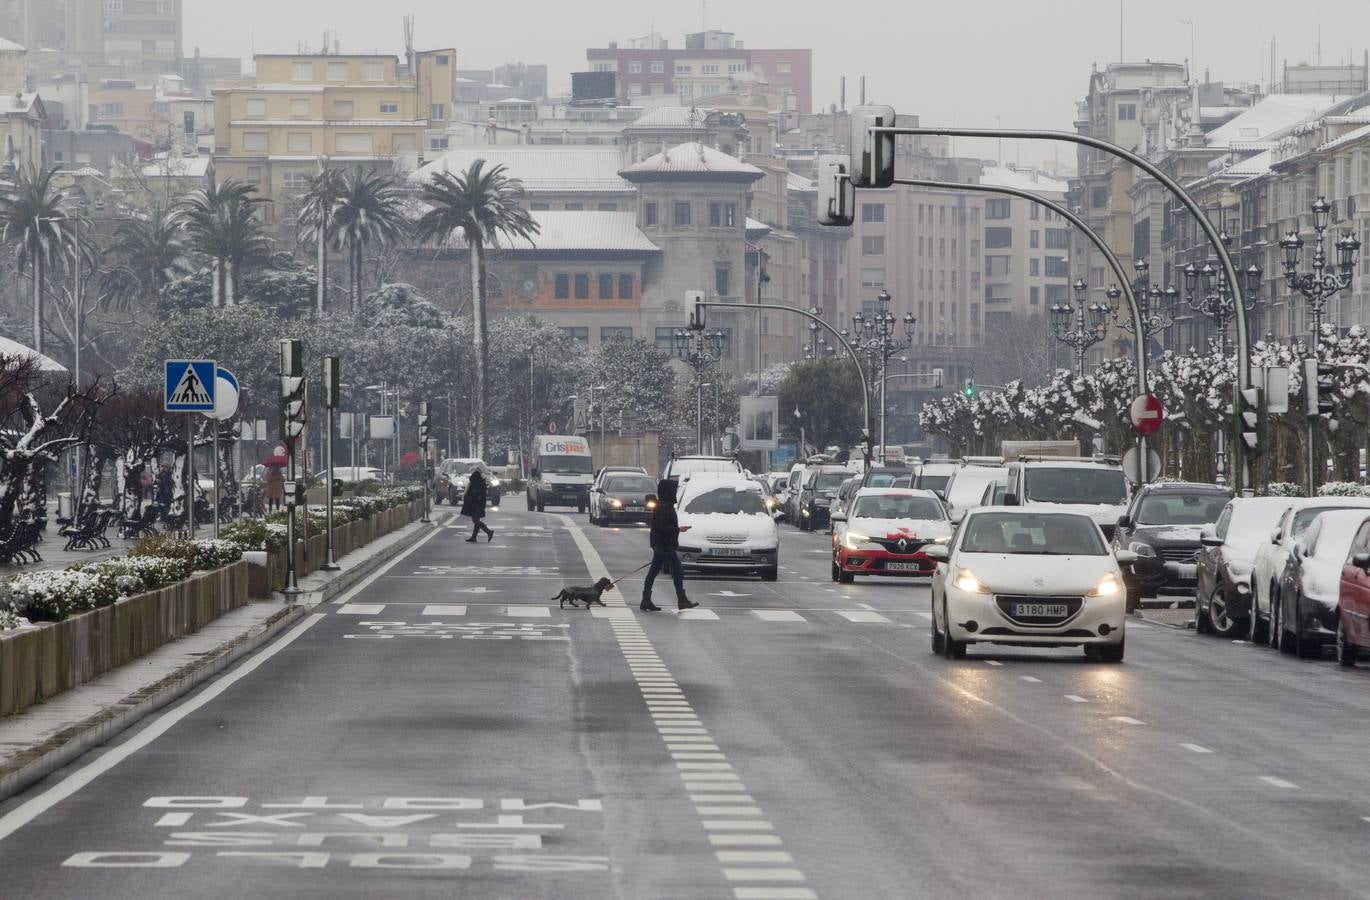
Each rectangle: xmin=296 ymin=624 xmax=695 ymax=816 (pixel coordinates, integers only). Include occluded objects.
xmin=336 ymin=604 xmax=907 ymax=625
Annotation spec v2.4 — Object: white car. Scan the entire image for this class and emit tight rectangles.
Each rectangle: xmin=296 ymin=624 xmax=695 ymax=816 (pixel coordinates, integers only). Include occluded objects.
xmin=942 ymin=465 xmax=1009 ymax=520
xmin=831 ymin=488 xmax=952 ymax=582
xmin=927 ymin=508 xmax=1135 ymax=662
xmin=914 ymin=461 xmax=960 ymax=497
xmin=1005 ymin=459 xmax=1131 ymax=543
xmin=1250 ymin=497 xmax=1370 ymax=644
xmin=675 ymin=474 xmax=780 ymax=581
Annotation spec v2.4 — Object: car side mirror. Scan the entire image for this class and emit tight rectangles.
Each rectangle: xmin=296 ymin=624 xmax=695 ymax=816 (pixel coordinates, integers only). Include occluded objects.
xmin=1199 ymin=528 xmax=1222 ymax=548
xmin=1117 ymin=515 xmax=1132 ymax=530
xmin=934 ymin=489 xmax=946 ymax=500
xmin=831 ymin=512 xmax=846 ymax=523
xmin=1292 ymin=542 xmax=1306 ymax=560
xmin=1114 ymin=549 xmax=1139 ymax=565
xmin=923 ymin=544 xmax=950 ymax=561
xmin=951 ymin=509 xmax=966 ymax=524
xmin=1003 ymin=493 xmax=1020 ymax=507
xmin=1354 ymin=551 xmax=1370 ymax=571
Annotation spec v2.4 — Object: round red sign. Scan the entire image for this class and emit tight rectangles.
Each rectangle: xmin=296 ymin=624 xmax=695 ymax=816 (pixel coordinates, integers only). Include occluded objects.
xmin=1129 ymin=394 xmax=1164 ymax=436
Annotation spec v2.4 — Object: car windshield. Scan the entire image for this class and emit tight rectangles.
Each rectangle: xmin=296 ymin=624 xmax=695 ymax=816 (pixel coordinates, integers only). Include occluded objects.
xmin=816 ymin=472 xmax=848 ymax=490
xmin=1224 ymin=505 xmax=1290 ymax=551
xmin=676 ymin=459 xmax=740 ymax=475
xmin=853 ymin=495 xmax=946 ymax=520
xmin=542 ymin=454 xmax=593 ymax=475
xmin=683 ymin=486 xmax=768 ymax=516
xmin=918 ymin=474 xmax=951 ymax=492
xmin=1024 ymin=468 xmax=1127 ymax=505
xmin=606 ymin=476 xmax=655 ymax=494
xmin=961 ymin=512 xmax=1106 ymax=555
xmin=1136 ymin=492 xmax=1230 ymax=525
xmin=444 ymin=461 xmax=476 ymax=475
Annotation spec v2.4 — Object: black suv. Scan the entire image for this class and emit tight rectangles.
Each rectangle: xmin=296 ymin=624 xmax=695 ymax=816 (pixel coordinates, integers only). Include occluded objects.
xmin=798 ymin=465 xmax=854 ymax=532
xmin=1113 ymin=481 xmax=1231 ymax=608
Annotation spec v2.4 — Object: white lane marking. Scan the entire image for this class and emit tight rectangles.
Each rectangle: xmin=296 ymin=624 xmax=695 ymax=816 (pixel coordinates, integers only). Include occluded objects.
xmin=916 ymin=611 xmax=934 ymax=620
xmin=1111 ymin=716 xmax=1145 ymax=726
xmin=717 ymin=851 xmax=794 ymax=863
xmin=688 ymin=783 xmax=750 ymax=792
xmin=724 ymin=869 xmax=807 ymax=882
xmin=675 ymin=609 xmax=721 ymax=620
xmin=421 ymin=604 xmax=467 ymax=617
xmin=693 ymin=795 xmax=755 ymax=803
xmin=709 ymin=835 xmax=783 ymax=846
xmin=1181 ymin=743 xmax=1213 ymax=754
xmin=1258 ymin=776 xmax=1299 ymax=789
xmin=503 ymin=606 xmax=551 ymax=617
xmin=337 ymin=604 xmax=385 ymax=615
xmin=986 ymin=661 xmax=1004 ymax=667
xmin=696 ymin=806 xmax=765 ymax=816
xmin=753 ymin=610 xmax=806 ymax=622
xmin=1021 ymin=676 xmax=1042 ymax=683
xmin=675 ymin=754 xmax=730 ymax=761
xmin=856 ymin=602 xmax=875 ymax=610
xmin=732 ymin=888 xmax=818 ymax=899
xmin=832 ymin=610 xmax=892 ymax=624
xmin=154 ymin=812 xmax=193 ymax=827
xmin=1064 ymin=694 xmax=1088 ymax=703
xmin=703 ymin=820 xmax=774 ymax=830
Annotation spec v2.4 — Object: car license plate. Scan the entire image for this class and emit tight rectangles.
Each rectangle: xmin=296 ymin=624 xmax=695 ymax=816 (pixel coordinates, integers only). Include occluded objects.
xmin=886 ymin=561 xmax=923 ymax=572
xmin=1012 ymin=603 xmax=1069 ymax=618
xmin=1169 ymin=563 xmax=1197 ymax=579
xmin=705 ymin=548 xmax=748 ymax=557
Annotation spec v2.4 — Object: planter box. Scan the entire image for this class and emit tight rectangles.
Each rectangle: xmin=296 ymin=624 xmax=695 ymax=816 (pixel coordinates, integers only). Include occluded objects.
xmin=0 ymin=560 xmax=249 ymax=719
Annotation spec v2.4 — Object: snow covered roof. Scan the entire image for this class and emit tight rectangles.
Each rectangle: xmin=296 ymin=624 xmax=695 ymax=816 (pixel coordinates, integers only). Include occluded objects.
xmin=1315 ymin=122 xmax=1370 ymax=154
xmin=744 ymin=217 xmax=771 ymax=239
xmin=979 ymin=165 xmax=1069 ymax=195
xmin=0 ymin=91 xmax=40 ymax=115
xmin=428 ymin=211 xmax=659 ymax=255
xmin=0 ymin=336 xmax=66 ymax=373
xmin=1227 ymin=149 xmax=1273 ymax=178
xmin=620 ymin=142 xmax=763 ymax=181
xmin=68 ymin=165 xmax=104 ymax=179
xmin=140 ymin=155 xmax=212 ymax=178
xmin=786 ymin=171 xmax=815 ymax=193
xmin=1204 ymin=94 xmax=1341 ymax=148
xmin=626 ymin=106 xmax=713 ymax=131
xmin=412 ymin=147 xmax=635 ymax=194
xmin=0 ymin=36 xmax=24 ymax=53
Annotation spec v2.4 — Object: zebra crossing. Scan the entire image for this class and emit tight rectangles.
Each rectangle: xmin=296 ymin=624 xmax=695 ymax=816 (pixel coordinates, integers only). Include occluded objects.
xmin=334 ymin=602 xmax=910 ymax=627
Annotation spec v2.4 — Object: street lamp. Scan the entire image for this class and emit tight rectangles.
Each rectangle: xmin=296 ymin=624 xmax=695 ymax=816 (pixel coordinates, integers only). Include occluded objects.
xmin=1051 ymin=278 xmax=1110 ymax=377
xmin=1183 ymin=243 xmax=1262 ymax=356
xmin=673 ymin=325 xmax=728 ymax=453
xmin=838 ymin=289 xmax=915 ymax=463
xmin=1109 ymin=258 xmax=1178 ymax=348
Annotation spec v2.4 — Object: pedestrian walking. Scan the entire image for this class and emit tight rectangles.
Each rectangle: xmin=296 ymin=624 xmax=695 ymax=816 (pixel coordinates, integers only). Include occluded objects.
xmin=155 ymin=463 xmax=174 ymax=510
xmin=264 ymin=464 xmax=285 ymax=513
xmin=641 ymin=478 xmax=698 ymax=612
xmin=461 ymin=469 xmax=495 ymax=543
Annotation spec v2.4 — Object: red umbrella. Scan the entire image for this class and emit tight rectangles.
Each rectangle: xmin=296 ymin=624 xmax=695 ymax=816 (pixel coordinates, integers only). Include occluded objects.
xmin=400 ymin=451 xmax=420 ymax=468
xmin=262 ymin=454 xmax=289 ymax=468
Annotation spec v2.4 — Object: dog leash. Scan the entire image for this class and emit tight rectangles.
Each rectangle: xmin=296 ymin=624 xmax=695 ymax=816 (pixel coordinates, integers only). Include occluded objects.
xmin=607 ymin=561 xmax=652 ymax=589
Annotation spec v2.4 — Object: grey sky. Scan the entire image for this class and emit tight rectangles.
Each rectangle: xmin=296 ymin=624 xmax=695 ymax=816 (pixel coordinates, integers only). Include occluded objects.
xmin=185 ymin=0 xmax=1367 ymax=168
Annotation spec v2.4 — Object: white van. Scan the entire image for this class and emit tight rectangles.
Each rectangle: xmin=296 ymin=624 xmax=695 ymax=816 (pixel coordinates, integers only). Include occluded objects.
xmin=526 ymin=435 xmax=594 ymax=512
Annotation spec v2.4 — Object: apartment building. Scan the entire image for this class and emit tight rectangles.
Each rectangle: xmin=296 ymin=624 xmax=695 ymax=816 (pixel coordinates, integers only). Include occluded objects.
xmin=212 ymin=49 xmax=455 ymax=215
xmin=978 ymin=166 xmax=1072 ymax=329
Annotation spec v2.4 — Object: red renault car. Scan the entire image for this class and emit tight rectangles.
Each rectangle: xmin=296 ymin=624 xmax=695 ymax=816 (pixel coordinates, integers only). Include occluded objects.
xmin=1335 ymin=513 xmax=1370 ymax=666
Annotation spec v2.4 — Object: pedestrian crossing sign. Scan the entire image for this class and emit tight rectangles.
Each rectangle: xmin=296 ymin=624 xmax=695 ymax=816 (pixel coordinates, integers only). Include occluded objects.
xmin=164 ymin=359 xmax=217 ymax=412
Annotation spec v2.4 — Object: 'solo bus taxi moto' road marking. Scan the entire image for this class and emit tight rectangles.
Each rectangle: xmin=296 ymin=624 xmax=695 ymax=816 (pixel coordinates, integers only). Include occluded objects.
xmin=558 ymin=515 xmax=817 ymax=900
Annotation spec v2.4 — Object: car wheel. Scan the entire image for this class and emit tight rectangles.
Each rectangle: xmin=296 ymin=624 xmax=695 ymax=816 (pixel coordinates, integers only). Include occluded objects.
xmin=760 ymin=565 xmax=778 ymax=582
xmin=838 ymin=569 xmax=855 ymax=584
xmin=931 ymin=596 xmax=946 ymax=654
xmin=1249 ymin=593 xmax=1269 ymax=645
xmin=1086 ymin=638 xmax=1125 ymax=663
xmin=1294 ymin=594 xmax=1321 ymax=659
xmin=1208 ymin=589 xmax=1244 ymax=638
xmin=1338 ymin=614 xmax=1358 ymax=668
xmin=1194 ymin=585 xmax=1214 ymax=634
xmin=943 ymin=598 xmax=967 ymax=659
xmin=1268 ymin=584 xmax=1283 ymax=649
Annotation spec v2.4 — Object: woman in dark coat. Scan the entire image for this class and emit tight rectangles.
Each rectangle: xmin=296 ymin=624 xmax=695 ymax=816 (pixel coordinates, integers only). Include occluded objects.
xmin=461 ymin=469 xmax=494 ymax=543
xmin=641 ymin=478 xmax=698 ymax=612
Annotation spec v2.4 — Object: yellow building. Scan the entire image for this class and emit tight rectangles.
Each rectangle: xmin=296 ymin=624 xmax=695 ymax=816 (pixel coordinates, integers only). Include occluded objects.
xmin=212 ymin=49 xmax=455 ymax=219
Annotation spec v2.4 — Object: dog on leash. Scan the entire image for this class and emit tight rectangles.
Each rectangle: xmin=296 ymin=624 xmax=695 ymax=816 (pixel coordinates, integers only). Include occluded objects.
xmin=552 ymin=577 xmax=614 ymax=609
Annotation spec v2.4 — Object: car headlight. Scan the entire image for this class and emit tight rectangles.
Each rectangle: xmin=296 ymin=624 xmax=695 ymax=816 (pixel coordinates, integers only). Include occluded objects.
xmin=488 ymin=477 xmax=500 ymax=487
xmin=764 ymin=497 xmax=776 ymax=510
xmin=1088 ymin=572 xmax=1123 ymax=597
xmin=801 ymin=508 xmax=810 ymax=517
xmin=844 ymin=531 xmax=872 ymax=550
xmin=953 ymin=567 xmax=989 ymax=594
xmin=645 ymin=499 xmax=657 ymax=509
xmin=609 ymin=498 xmax=623 ymax=508
xmin=932 ymin=535 xmax=951 ymax=544
xmin=1128 ymin=542 xmax=1157 ymax=557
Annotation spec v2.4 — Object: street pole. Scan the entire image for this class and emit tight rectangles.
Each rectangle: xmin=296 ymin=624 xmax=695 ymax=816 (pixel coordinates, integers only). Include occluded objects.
xmin=185 ymin=414 xmax=195 ymax=536
xmin=322 ymin=356 xmax=340 ymax=570
xmin=281 ymin=339 xmax=303 ymax=598
xmin=696 ymin=377 xmax=704 ymax=453
xmin=73 ymin=207 xmax=82 ymax=509
xmin=212 ymin=422 xmax=219 ymax=538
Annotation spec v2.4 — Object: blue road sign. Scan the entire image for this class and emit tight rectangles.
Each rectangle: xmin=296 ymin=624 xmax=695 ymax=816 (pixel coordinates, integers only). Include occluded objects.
xmin=165 ymin=359 xmax=217 ymax=412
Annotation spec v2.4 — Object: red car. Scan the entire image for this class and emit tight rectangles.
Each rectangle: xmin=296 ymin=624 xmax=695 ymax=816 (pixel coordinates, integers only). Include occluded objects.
xmin=1336 ymin=514 xmax=1370 ymax=666
xmin=830 ymin=489 xmax=953 ymax=583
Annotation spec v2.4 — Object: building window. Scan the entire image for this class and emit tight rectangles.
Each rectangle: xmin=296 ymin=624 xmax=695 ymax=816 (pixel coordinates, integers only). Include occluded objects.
xmin=951 ymin=271 xmax=957 ymax=289
xmin=1118 ymin=103 xmax=1137 ymax=120
xmin=986 ymin=199 xmax=1011 ymax=219
xmin=564 ymin=202 xmax=584 ymax=211
xmin=970 ymin=272 xmax=980 ymax=291
xmin=598 ymin=274 xmax=614 ymax=299
xmin=282 ymin=171 xmax=310 ymax=189
xmin=674 ymin=202 xmax=691 ymax=226
xmin=628 ymin=83 xmax=642 ymax=96
xmin=985 ymin=227 xmax=1012 ymax=249
xmin=327 ymin=61 xmax=348 ymax=81
xmin=729 ymin=63 xmax=745 ymax=73
xmin=429 ymin=135 xmax=449 ymax=151
xmin=724 ymin=203 xmax=736 ymax=227
xmin=1030 ymin=205 xmax=1040 ymax=221
xmin=245 ymin=97 xmax=266 ymax=118
xmin=1030 ymin=286 xmax=1040 ymax=305
xmin=335 ymin=132 xmax=373 ymax=154
xmin=601 ymin=326 xmax=633 ymax=343
xmin=1044 ymin=228 xmax=1070 ymax=250
xmin=242 ymin=131 xmax=268 ymax=151
xmin=715 ymin=267 xmax=730 ymax=297
xmin=290 ymin=98 xmax=310 ymax=117
xmin=1091 ymin=187 xmax=1109 ymax=208
xmin=861 ymin=236 xmax=885 ymax=255
xmin=291 ymin=62 xmax=313 ymax=81
xmin=287 ymin=132 xmax=312 ymax=152
xmin=245 ymin=166 xmax=262 ymax=182
xmin=573 ymin=274 xmax=589 ymax=299
xmin=561 ymin=327 xmax=589 ymax=344
xmin=985 ymin=256 xmax=1010 ymax=277
xmin=435 ymin=55 xmax=449 ymax=65
xmin=1029 ymin=230 xmax=1040 ymax=249
xmin=861 ymin=203 xmax=885 ymax=223
xmin=675 ymin=64 xmax=692 ymax=74
xmin=655 ymin=326 xmax=676 ymax=348
xmin=709 ymin=203 xmax=721 ymax=226
xmin=619 ymin=274 xmax=633 ymax=299
xmin=530 ymin=202 xmax=551 ymax=211
xmin=629 ymin=61 xmax=642 ymax=74
xmin=332 ymin=100 xmax=354 ymax=119
xmin=1029 ymin=258 xmax=1040 ymax=277
xmin=651 ymin=61 xmax=664 ymax=74
xmin=860 ymin=268 xmax=885 ymax=289
xmin=104 ymin=0 xmax=123 ymax=10
xmin=430 ymin=104 xmax=446 ymax=121
xmin=939 ymin=206 xmax=946 ymax=225
xmin=939 ymin=238 xmax=947 ymax=257
xmin=776 ymin=61 xmax=792 ymax=73
xmin=362 ymin=62 xmax=385 ymax=82
xmin=553 ymin=275 xmax=571 ymax=299
xmin=379 ymin=101 xmax=399 ymax=114
xmin=1044 ymin=256 xmax=1070 ymax=278
xmin=701 ymin=64 xmax=719 ymax=74
xmin=592 ymin=202 xmax=616 ymax=212
xmin=644 ymin=202 xmax=657 ymax=226
xmin=100 ymin=102 xmax=124 ymax=116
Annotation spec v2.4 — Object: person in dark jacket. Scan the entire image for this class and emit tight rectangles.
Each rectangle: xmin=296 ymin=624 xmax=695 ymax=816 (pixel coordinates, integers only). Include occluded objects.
xmin=641 ymin=478 xmax=698 ymax=612
xmin=461 ymin=469 xmax=495 ymax=543
xmin=155 ymin=464 xmax=175 ymax=510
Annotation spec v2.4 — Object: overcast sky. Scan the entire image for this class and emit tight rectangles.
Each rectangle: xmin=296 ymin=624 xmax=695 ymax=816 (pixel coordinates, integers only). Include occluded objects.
xmin=185 ymin=0 xmax=1369 ymax=168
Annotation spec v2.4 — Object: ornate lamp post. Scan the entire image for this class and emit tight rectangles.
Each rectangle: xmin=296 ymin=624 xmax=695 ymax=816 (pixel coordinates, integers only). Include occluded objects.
xmin=1050 ymin=278 xmax=1110 ymax=377
xmin=673 ymin=325 xmax=729 ymax=453
xmin=1111 ymin=258 xmax=1179 ymax=346
xmin=1182 ymin=229 xmax=1263 ymax=356
xmin=840 ymin=289 xmax=915 ymax=462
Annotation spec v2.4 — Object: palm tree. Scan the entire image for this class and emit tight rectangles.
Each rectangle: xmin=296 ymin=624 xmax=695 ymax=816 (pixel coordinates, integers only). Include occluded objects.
xmin=0 ymin=164 xmax=77 ymax=353
xmin=331 ymin=168 xmax=409 ymax=312
xmin=106 ymin=203 xmax=187 ymax=309
xmin=412 ymin=160 xmax=538 ymax=456
xmin=176 ymin=178 xmax=271 ymax=306
xmin=295 ymin=168 xmax=343 ymax=314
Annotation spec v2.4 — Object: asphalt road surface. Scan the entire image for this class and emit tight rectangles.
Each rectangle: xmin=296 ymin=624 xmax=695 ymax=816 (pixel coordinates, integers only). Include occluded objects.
xmin=4 ymin=506 xmax=1370 ymax=899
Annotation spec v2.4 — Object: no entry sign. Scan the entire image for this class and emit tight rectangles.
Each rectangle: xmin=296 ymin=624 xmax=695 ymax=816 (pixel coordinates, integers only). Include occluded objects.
xmin=1129 ymin=394 xmax=1164 ymax=436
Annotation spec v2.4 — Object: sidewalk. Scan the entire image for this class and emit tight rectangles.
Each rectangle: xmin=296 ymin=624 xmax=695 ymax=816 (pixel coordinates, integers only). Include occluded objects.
xmin=0 ymin=509 xmax=449 ymax=802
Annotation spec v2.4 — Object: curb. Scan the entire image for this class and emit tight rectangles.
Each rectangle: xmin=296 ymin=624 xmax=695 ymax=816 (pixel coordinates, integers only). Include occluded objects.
xmin=0 ymin=512 xmax=444 ymax=804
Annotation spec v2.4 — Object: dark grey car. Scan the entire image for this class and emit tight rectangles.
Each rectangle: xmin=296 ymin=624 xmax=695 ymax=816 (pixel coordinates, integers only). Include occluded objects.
xmin=589 ymin=474 xmax=659 ymax=526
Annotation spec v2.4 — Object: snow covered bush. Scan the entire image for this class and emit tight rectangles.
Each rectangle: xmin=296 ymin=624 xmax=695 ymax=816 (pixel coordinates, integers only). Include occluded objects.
xmin=0 ymin=607 xmax=29 ymax=632
xmin=9 ymin=570 xmax=121 ymax=621
xmin=1318 ymin=482 xmax=1370 ymax=498
xmin=191 ymin=539 xmax=244 ymax=570
xmin=222 ymin=519 xmax=287 ymax=552
xmin=1262 ymin=482 xmax=1303 ymax=498
xmin=71 ymin=555 xmax=191 ymax=592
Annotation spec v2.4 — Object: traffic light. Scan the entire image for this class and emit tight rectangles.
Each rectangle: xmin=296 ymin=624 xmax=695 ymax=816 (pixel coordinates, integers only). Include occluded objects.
xmin=279 ymin=338 xmax=305 ymax=442
xmin=816 ymin=154 xmax=855 ymax=227
xmin=686 ymin=290 xmax=706 ymax=329
xmin=932 ymin=368 xmax=944 ymax=389
xmin=322 ymin=356 xmax=340 ymax=409
xmin=1238 ymin=386 xmax=1264 ymax=456
xmin=418 ymin=401 xmax=432 ymax=449
xmin=963 ymin=377 xmax=975 ymax=398
xmin=1303 ymin=358 xmax=1338 ymax=429
xmin=848 ymin=104 xmax=897 ymax=189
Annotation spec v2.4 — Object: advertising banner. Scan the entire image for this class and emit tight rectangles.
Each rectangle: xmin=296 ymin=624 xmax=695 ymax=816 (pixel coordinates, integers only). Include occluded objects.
xmin=740 ymin=396 xmax=779 ymax=451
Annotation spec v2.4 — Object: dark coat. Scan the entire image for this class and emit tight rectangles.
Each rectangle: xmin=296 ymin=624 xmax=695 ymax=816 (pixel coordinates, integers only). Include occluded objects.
xmin=649 ymin=478 xmax=680 ymax=550
xmin=461 ymin=470 xmax=488 ymax=518
xmin=155 ymin=469 xmax=174 ymax=506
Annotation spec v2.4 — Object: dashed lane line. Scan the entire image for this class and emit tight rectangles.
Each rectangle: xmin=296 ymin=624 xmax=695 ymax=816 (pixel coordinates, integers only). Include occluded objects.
xmin=1111 ymin=716 xmax=1146 ymax=726
xmin=1258 ymin=776 xmax=1299 ymax=790
xmin=1064 ymin=694 xmax=1088 ymax=703
xmin=1181 ymin=743 xmax=1213 ymax=754
xmin=1021 ymin=676 xmax=1042 ymax=683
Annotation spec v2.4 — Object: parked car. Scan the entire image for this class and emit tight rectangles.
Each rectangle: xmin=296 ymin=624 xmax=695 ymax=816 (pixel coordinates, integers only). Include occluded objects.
xmin=662 ymin=455 xmax=744 ymax=484
xmin=1004 ymin=457 xmax=1130 ymax=542
xmin=435 ymin=458 xmax=501 ymax=507
xmin=797 ymin=465 xmax=856 ymax=532
xmin=1252 ymin=497 xmax=1370 ymax=645
xmin=674 ymin=474 xmax=780 ymax=581
xmin=588 ymin=472 xmax=658 ymax=526
xmin=1114 ymin=482 xmax=1232 ymax=608
xmin=595 ymin=465 xmax=649 ymax=482
xmin=784 ymin=464 xmax=814 ymax=523
xmin=913 ymin=460 xmax=960 ymax=497
xmin=979 ymin=481 xmax=1008 ymax=507
xmin=1277 ymin=509 xmax=1370 ymax=658
xmin=1195 ymin=497 xmax=1291 ymax=637
xmin=927 ymin=508 xmax=1134 ymax=662
xmin=1335 ymin=517 xmax=1370 ymax=666
xmin=942 ymin=462 xmax=1009 ymax=520
xmin=831 ymin=488 xmax=951 ymax=582
xmin=750 ymin=475 xmax=782 ymax=518
xmin=827 ymin=476 xmax=862 ymax=531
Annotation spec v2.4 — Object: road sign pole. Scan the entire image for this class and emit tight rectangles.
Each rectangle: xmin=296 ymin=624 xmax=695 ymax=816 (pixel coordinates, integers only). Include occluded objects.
xmin=212 ymin=421 xmax=219 ymax=538
xmin=322 ymin=356 xmax=340 ymax=571
xmin=186 ymin=415 xmax=195 ymax=536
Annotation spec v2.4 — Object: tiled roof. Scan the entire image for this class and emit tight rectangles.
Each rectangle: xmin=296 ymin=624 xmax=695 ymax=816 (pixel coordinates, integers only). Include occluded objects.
xmin=626 ymin=106 xmax=713 ymax=131
xmin=786 ymin=171 xmax=815 ymax=193
xmin=1315 ymin=122 xmax=1370 ymax=153
xmin=620 ymin=142 xmax=763 ymax=180
xmin=433 ymin=211 xmax=659 ymax=254
xmin=412 ymin=146 xmax=635 ymax=193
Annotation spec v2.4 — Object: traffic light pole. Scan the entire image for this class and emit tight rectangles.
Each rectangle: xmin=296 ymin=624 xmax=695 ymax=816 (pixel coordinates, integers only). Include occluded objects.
xmin=280 ymin=339 xmax=304 ymax=598
xmin=321 ymin=356 xmax=340 ymax=571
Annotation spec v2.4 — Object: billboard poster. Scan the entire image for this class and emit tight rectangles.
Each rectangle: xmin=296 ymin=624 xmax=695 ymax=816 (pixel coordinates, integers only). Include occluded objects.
xmin=740 ymin=396 xmax=779 ymax=451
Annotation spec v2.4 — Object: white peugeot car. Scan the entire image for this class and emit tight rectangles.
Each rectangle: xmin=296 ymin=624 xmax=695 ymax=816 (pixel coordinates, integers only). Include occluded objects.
xmin=927 ymin=508 xmax=1136 ymax=662
xmin=831 ymin=488 xmax=952 ymax=582
xmin=675 ymin=474 xmax=780 ymax=581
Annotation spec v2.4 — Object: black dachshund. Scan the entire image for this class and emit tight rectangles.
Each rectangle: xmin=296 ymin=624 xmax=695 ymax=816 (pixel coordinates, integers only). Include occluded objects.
xmin=551 ymin=577 xmax=614 ymax=609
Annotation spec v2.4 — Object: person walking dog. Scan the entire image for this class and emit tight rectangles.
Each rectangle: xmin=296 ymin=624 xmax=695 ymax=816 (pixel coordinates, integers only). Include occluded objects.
xmin=462 ymin=469 xmax=495 ymax=543
xmin=641 ymin=478 xmax=698 ymax=612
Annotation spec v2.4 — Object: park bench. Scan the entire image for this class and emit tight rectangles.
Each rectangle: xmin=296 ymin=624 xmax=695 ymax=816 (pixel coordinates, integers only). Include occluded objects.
xmin=121 ymin=504 xmax=161 ymax=539
xmin=0 ymin=519 xmax=43 ymax=566
xmin=61 ymin=507 xmax=117 ymax=551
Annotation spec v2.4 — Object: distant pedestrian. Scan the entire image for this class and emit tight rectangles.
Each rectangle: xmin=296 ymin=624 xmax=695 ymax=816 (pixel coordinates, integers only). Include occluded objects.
xmin=641 ymin=478 xmax=697 ymax=612
xmin=264 ymin=465 xmax=285 ymax=512
xmin=155 ymin=463 xmax=174 ymax=509
xmin=462 ymin=469 xmax=495 ymax=543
